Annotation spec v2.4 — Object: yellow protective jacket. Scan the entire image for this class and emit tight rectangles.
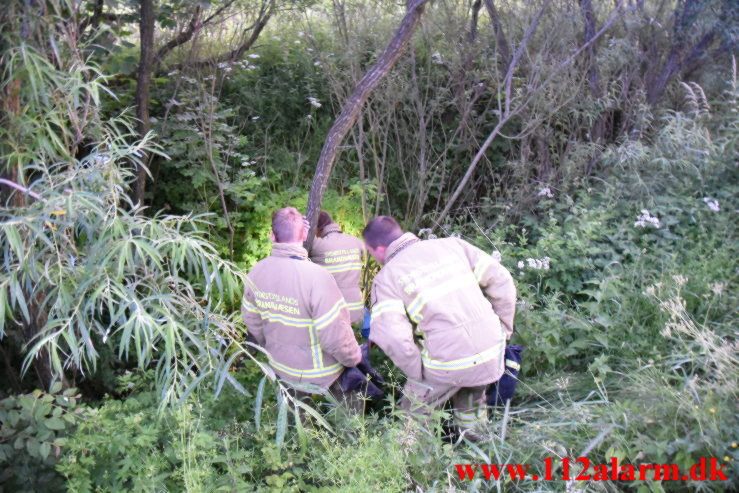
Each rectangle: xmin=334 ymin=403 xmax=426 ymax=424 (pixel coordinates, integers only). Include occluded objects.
xmin=369 ymin=233 xmax=516 ymax=387
xmin=309 ymin=223 xmax=365 ymax=325
xmin=242 ymin=242 xmax=362 ymax=388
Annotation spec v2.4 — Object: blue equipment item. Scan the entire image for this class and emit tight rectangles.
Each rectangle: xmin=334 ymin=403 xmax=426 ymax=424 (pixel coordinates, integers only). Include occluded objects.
xmin=486 ymin=345 xmax=523 ymax=406
xmin=361 ymin=307 xmax=371 ymax=340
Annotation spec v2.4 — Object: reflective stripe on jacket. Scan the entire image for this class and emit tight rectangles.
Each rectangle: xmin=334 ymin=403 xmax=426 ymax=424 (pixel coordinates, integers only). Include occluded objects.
xmin=369 ymin=232 xmax=516 ymax=387
xmin=242 ymin=242 xmax=362 ymax=388
xmin=309 ymin=223 xmax=365 ymax=325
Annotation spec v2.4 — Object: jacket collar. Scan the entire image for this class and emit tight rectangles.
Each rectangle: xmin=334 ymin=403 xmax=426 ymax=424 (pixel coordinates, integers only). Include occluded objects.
xmin=321 ymin=223 xmax=342 ymax=236
xmin=385 ymin=232 xmax=419 ymax=263
xmin=271 ymin=242 xmax=309 ymax=259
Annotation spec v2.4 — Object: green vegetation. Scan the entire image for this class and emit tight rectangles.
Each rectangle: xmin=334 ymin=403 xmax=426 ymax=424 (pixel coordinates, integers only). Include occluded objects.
xmin=1 ymin=0 xmax=737 ymax=491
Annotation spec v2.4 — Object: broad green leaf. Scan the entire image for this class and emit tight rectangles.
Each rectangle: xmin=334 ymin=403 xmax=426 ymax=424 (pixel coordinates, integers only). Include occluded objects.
xmin=44 ymin=417 xmax=65 ymax=430
xmin=39 ymin=441 xmax=51 ymax=460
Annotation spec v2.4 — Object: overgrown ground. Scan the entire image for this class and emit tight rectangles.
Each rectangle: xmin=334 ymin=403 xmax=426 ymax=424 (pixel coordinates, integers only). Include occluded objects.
xmin=4 ymin=115 xmax=737 ymax=490
xmin=1 ymin=0 xmax=738 ymax=491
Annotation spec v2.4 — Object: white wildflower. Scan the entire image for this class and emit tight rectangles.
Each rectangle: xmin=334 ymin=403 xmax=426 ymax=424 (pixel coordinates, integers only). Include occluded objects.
xmin=306 ymin=115 xmax=313 ymax=120
xmin=634 ymin=209 xmax=660 ymax=228
xmin=418 ymin=228 xmax=432 ymax=237
xmin=298 ymin=31 xmax=304 ymax=37
xmin=246 ymin=65 xmax=258 ymax=71
xmin=703 ymin=197 xmax=720 ymax=211
xmin=710 ymin=282 xmax=726 ymax=296
xmin=314 ymin=61 xmax=322 ymax=67
xmin=251 ymin=116 xmax=260 ymax=121
xmin=517 ymin=261 xmax=524 ymax=269
xmin=537 ymin=187 xmax=554 ymax=199
xmin=272 ymin=36 xmax=281 ymax=41
xmin=491 ymin=251 xmax=502 ymax=262
xmin=524 ymin=257 xmax=550 ymax=270
xmin=308 ymin=97 xmax=322 ymax=108
xmin=431 ymin=51 xmax=443 ymax=64
xmin=294 ymin=40 xmax=301 ymax=45
xmin=247 ymin=53 xmax=260 ymax=59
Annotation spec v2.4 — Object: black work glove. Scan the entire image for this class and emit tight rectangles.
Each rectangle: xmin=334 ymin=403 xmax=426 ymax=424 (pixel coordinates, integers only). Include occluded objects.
xmin=357 ymin=342 xmax=385 ymax=386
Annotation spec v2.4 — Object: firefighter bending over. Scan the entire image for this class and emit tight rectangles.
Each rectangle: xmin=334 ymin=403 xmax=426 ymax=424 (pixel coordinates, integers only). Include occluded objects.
xmin=363 ymin=216 xmax=516 ymax=440
xmin=241 ymin=207 xmax=362 ymax=407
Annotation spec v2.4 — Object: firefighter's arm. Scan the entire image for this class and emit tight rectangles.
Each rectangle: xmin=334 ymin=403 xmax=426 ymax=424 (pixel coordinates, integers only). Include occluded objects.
xmin=368 ymin=279 xmax=423 ymax=381
xmin=313 ymin=275 xmax=362 ymax=367
xmin=457 ymin=238 xmax=517 ymax=337
xmin=241 ymin=278 xmax=266 ymax=346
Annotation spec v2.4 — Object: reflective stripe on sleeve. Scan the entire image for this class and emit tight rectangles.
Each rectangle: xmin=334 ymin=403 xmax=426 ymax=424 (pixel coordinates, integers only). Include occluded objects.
xmin=422 ymin=342 xmax=504 ymax=371
xmin=473 ymin=256 xmax=494 ymax=283
xmin=269 ymin=359 xmax=343 ymax=379
xmin=346 ymin=301 xmax=364 ymax=311
xmin=313 ymin=299 xmax=347 ymax=331
xmin=505 ymin=359 xmax=521 ymax=371
xmin=370 ymin=299 xmax=406 ymax=318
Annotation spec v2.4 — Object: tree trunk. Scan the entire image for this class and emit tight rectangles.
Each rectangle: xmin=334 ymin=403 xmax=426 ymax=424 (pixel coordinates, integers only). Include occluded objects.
xmin=133 ymin=0 xmax=155 ymax=206
xmin=304 ymin=0 xmax=430 ymax=249
xmin=579 ymin=0 xmax=609 ymax=173
xmin=483 ymin=0 xmax=511 ymax=68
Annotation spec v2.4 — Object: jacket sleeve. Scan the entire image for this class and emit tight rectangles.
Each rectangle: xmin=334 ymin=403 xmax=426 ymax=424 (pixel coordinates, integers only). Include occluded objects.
xmin=456 ymin=238 xmax=517 ymax=338
xmin=241 ymin=277 xmax=265 ymax=346
xmin=368 ymin=278 xmax=423 ymax=381
xmin=311 ymin=273 xmax=362 ymax=367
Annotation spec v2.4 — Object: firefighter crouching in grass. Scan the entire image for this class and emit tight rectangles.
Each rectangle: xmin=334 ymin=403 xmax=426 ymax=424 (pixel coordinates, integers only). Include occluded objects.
xmin=362 ymin=216 xmax=516 ymax=441
xmin=309 ymin=210 xmax=366 ymax=326
xmin=241 ymin=207 xmax=365 ymax=411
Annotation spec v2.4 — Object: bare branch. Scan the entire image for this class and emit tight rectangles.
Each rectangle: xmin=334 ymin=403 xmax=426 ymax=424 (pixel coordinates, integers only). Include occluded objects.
xmin=433 ymin=0 xmax=628 ymax=229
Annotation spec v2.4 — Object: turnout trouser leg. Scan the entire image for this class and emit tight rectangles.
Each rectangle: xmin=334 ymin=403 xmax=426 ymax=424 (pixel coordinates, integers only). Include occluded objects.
xmin=399 ymin=380 xmax=489 ymax=440
xmin=451 ymin=386 xmax=488 ymax=438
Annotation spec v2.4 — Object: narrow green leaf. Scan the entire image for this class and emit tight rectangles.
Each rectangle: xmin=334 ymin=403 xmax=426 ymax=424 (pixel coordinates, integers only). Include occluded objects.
xmin=254 ymin=376 xmax=265 ymax=432
xmin=275 ymin=394 xmax=288 ymax=450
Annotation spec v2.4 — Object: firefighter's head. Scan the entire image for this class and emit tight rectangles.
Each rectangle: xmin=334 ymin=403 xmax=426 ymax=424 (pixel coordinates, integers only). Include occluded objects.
xmin=316 ymin=210 xmax=333 ymax=237
xmin=362 ymin=216 xmax=403 ymax=265
xmin=271 ymin=207 xmax=308 ymax=244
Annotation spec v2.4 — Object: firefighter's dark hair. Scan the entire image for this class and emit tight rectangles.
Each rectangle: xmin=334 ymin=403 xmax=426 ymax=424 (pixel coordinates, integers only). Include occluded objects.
xmin=362 ymin=216 xmax=403 ymax=248
xmin=317 ymin=210 xmax=333 ymax=231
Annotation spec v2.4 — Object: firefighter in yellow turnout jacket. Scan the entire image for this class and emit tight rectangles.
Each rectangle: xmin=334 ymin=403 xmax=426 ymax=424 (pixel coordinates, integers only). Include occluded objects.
xmin=242 ymin=207 xmax=362 ymax=393
xmin=363 ymin=216 xmax=516 ymax=438
xmin=309 ymin=211 xmax=365 ymax=325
